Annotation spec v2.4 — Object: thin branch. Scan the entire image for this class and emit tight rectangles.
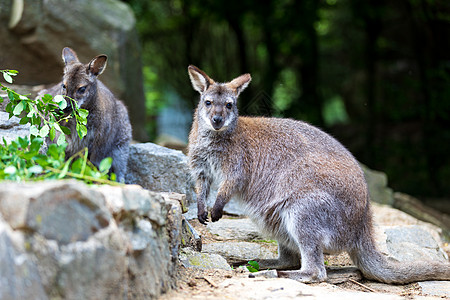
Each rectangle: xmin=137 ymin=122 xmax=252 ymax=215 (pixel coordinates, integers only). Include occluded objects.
xmin=349 ymin=279 xmax=377 ymax=293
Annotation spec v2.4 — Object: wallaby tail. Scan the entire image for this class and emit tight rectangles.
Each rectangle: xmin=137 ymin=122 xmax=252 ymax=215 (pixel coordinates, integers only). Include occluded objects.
xmin=349 ymin=227 xmax=450 ymax=284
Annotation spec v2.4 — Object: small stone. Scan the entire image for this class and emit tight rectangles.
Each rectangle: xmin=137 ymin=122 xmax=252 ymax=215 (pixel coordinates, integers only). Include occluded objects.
xmin=249 ymin=270 xmax=278 ymax=279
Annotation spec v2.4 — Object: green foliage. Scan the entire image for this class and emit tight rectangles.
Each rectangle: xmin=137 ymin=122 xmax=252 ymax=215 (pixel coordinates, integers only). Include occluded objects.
xmin=246 ymin=260 xmax=260 ymax=273
xmin=1 ymin=70 xmax=89 ymax=146
xmin=0 ymin=70 xmax=118 ymax=185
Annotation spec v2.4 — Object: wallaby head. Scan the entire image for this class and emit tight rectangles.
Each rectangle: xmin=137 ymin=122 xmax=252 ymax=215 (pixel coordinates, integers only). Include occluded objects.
xmin=188 ymin=65 xmax=251 ymax=132
xmin=61 ymin=47 xmax=107 ymax=112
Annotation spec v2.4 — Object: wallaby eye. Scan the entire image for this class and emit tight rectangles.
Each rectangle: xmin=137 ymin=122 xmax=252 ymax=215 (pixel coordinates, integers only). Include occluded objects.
xmin=205 ymin=100 xmax=212 ymax=106
xmin=226 ymin=103 xmax=233 ymax=109
xmin=77 ymin=86 xmax=86 ymax=94
xmin=62 ymin=83 xmax=66 ymax=89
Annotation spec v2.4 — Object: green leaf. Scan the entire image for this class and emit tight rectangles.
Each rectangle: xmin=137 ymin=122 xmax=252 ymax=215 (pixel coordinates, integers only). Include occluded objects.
xmin=3 ymin=72 xmax=13 ymax=84
xmin=54 ymin=95 xmax=67 ymax=110
xmin=7 ymin=91 xmax=14 ymax=101
xmin=99 ymin=157 xmax=112 ymax=173
xmin=18 ymin=136 xmax=29 ymax=148
xmin=29 ymin=125 xmax=39 ymax=136
xmin=32 ymin=115 xmax=41 ymax=126
xmin=78 ymin=108 xmax=89 ymax=119
xmin=28 ymin=165 xmax=43 ymax=174
xmin=56 ymin=133 xmax=66 ymax=146
xmin=19 ymin=117 xmax=29 ymax=125
xmin=60 ymin=125 xmax=71 ymax=135
xmin=5 ymin=102 xmax=13 ymax=114
xmin=39 ymin=124 xmax=49 ymax=137
xmin=4 ymin=166 xmax=16 ymax=175
xmin=76 ymin=123 xmax=87 ymax=139
xmin=71 ymin=158 xmax=84 ymax=174
xmin=42 ymin=94 xmax=53 ymax=104
xmin=247 ymin=261 xmax=260 ymax=272
xmin=13 ymin=101 xmax=24 ymax=115
xmin=47 ymin=144 xmax=60 ymax=159
xmin=49 ymin=126 xmax=56 ymax=141
xmin=30 ymin=137 xmax=43 ymax=153
xmin=110 ymin=172 xmax=116 ymax=181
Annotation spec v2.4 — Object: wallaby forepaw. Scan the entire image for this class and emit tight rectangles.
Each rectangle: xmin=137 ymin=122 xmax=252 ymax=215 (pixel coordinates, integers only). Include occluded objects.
xmin=210 ymin=207 xmax=223 ymax=222
xmin=198 ymin=211 xmax=209 ymax=225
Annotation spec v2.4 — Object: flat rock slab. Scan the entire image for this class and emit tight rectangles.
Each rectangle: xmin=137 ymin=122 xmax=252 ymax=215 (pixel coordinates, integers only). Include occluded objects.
xmin=418 ymin=281 xmax=450 ymax=298
xmin=180 ymin=248 xmax=231 ymax=271
xmin=202 ymin=242 xmax=277 ymax=265
xmin=206 ymin=218 xmax=268 ymax=241
xmin=374 ymin=225 xmax=448 ymax=263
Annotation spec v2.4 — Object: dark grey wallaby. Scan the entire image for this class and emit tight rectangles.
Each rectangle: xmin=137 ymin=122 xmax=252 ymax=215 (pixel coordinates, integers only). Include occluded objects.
xmin=187 ymin=65 xmax=450 ymax=283
xmin=38 ymin=47 xmax=131 ymax=182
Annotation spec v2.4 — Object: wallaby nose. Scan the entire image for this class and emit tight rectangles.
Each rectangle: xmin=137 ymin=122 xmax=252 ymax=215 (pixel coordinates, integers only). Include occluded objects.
xmin=212 ymin=116 xmax=223 ymax=124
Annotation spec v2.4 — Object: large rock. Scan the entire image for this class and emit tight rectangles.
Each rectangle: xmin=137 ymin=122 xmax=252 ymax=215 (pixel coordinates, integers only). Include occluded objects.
xmin=0 ymin=0 xmax=147 ymax=141
xmin=126 ymin=143 xmax=195 ymax=203
xmin=375 ymin=225 xmax=448 ymax=263
xmin=0 ymin=181 xmax=183 ymax=299
xmin=360 ymin=164 xmax=394 ymax=205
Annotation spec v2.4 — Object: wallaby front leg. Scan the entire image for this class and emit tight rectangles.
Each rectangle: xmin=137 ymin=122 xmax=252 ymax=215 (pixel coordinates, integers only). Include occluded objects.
xmin=211 ymin=180 xmax=236 ymax=222
xmin=196 ymin=178 xmax=210 ymax=225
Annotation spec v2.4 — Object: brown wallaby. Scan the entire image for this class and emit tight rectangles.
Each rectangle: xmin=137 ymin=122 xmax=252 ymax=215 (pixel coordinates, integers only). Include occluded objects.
xmin=38 ymin=47 xmax=131 ymax=182
xmin=187 ymin=65 xmax=450 ymax=284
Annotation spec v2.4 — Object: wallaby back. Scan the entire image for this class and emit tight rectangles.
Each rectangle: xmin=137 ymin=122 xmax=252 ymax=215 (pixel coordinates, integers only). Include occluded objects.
xmin=38 ymin=47 xmax=131 ymax=182
xmin=187 ymin=65 xmax=450 ymax=283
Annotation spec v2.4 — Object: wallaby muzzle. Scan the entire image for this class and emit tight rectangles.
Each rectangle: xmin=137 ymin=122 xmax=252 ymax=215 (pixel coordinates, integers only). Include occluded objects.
xmin=211 ymin=115 xmax=224 ymax=130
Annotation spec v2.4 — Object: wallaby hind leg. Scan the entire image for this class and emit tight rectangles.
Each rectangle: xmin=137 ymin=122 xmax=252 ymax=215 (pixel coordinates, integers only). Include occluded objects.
xmin=277 ymin=208 xmax=327 ymax=283
xmin=278 ymin=242 xmax=327 ymax=283
xmin=257 ymin=242 xmax=301 ymax=270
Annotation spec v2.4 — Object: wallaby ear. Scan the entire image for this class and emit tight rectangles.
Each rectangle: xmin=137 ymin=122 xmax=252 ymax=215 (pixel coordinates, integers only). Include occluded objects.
xmin=226 ymin=73 xmax=252 ymax=96
xmin=87 ymin=55 xmax=108 ymax=76
xmin=62 ymin=47 xmax=79 ymax=65
xmin=188 ymin=65 xmax=215 ymax=94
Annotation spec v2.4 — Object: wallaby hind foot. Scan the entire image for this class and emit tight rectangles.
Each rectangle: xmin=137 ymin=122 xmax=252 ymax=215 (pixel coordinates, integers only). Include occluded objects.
xmin=278 ymin=269 xmax=327 ymax=283
xmin=257 ymin=243 xmax=301 ymax=270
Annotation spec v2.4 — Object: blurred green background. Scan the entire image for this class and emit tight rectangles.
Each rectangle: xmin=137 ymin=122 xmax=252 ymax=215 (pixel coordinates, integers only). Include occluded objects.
xmin=123 ymin=0 xmax=450 ymax=207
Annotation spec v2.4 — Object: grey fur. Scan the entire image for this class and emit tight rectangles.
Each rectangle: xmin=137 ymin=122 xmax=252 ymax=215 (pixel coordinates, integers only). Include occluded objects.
xmin=38 ymin=47 xmax=131 ymax=182
xmin=187 ymin=65 xmax=450 ymax=284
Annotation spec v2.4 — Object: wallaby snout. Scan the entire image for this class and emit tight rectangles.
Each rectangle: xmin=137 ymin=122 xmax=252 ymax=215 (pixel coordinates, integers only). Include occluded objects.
xmin=211 ymin=115 xmax=223 ymax=128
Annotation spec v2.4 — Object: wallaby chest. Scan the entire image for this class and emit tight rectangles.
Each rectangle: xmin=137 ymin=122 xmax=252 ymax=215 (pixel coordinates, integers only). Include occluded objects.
xmin=191 ymin=136 xmax=228 ymax=183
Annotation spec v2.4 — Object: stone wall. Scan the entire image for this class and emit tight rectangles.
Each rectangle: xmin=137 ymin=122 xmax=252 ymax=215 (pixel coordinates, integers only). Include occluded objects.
xmin=0 ymin=181 xmax=183 ymax=300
